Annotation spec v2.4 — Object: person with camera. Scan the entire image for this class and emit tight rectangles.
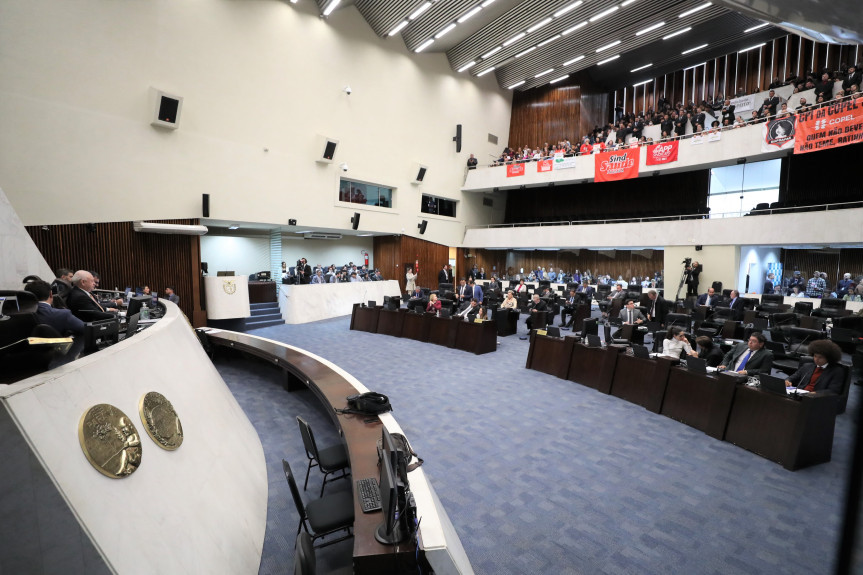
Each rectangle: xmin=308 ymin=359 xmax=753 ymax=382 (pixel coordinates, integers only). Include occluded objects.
xmin=297 ymin=258 xmax=311 ymax=285
xmin=684 ymin=259 xmax=702 ymax=297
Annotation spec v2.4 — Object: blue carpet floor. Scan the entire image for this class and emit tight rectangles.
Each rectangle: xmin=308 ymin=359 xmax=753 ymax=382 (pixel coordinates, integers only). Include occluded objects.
xmin=215 ymin=314 xmax=860 ymax=575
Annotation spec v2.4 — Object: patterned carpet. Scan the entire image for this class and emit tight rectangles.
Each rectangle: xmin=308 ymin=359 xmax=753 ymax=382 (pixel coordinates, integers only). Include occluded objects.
xmin=215 ymin=314 xmax=860 ymax=575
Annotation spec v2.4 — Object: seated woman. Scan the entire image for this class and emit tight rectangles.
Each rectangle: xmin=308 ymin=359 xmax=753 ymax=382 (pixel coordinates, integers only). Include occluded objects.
xmin=425 ymin=293 xmax=442 ymax=314
xmin=500 ymin=290 xmax=519 ymax=309
xmin=662 ymin=326 xmax=698 ymax=359
xmin=695 ymin=336 xmax=724 ymax=367
xmin=514 ymin=279 xmax=528 ymax=294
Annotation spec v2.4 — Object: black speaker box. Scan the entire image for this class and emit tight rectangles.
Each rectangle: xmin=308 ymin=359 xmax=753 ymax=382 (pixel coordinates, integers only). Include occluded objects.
xmin=351 ymin=212 xmax=360 ymax=230
xmin=418 ymin=220 xmax=428 ymax=234
xmin=203 ymin=193 xmax=210 ymax=218
xmin=453 ymin=124 xmax=462 ymax=153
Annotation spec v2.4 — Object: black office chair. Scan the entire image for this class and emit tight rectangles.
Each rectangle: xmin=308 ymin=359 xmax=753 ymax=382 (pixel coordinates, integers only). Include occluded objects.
xmin=283 ymin=460 xmax=353 ymax=548
xmin=603 ymin=323 xmax=629 ymax=346
xmin=665 ymin=313 xmax=690 ymax=331
xmin=793 ymin=301 xmax=813 ymax=316
xmin=293 ymin=531 xmax=353 ymax=575
xmin=297 ymin=416 xmax=351 ymax=496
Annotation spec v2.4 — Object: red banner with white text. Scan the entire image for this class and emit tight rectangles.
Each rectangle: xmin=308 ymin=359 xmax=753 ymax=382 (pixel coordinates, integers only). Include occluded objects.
xmin=595 ymin=148 xmax=640 ymax=182
xmin=537 ymin=159 xmax=553 ymax=173
xmin=506 ymin=163 xmax=525 ymax=177
xmin=645 ymin=141 xmax=679 ymax=165
xmin=794 ymin=96 xmax=863 ymax=154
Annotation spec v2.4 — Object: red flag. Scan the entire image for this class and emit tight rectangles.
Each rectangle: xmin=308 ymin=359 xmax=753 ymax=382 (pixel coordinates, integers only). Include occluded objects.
xmin=506 ymin=163 xmax=525 ymax=177
xmin=645 ymin=141 xmax=678 ymax=165
xmin=594 ymin=148 xmax=640 ymax=182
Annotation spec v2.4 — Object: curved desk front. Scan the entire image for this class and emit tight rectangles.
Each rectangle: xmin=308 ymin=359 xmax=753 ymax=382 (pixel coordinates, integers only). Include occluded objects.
xmin=204 ymin=329 xmax=474 ymax=575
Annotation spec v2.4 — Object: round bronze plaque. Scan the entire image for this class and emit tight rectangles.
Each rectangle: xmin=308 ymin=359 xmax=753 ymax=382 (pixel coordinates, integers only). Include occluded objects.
xmin=78 ymin=404 xmax=142 ymax=478
xmin=138 ymin=391 xmax=184 ymax=450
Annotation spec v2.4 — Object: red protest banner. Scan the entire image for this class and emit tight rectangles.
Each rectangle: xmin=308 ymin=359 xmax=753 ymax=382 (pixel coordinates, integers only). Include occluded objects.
xmin=506 ymin=163 xmax=525 ymax=177
xmin=595 ymin=148 xmax=640 ymax=182
xmin=645 ymin=141 xmax=679 ymax=165
xmin=537 ymin=159 xmax=553 ymax=173
xmin=794 ymin=96 xmax=863 ymax=154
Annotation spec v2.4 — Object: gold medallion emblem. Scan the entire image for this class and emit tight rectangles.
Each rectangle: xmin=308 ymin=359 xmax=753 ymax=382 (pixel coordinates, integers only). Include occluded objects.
xmin=78 ymin=404 xmax=142 ymax=478
xmin=138 ymin=391 xmax=184 ymax=451
xmin=222 ymin=279 xmax=236 ymax=295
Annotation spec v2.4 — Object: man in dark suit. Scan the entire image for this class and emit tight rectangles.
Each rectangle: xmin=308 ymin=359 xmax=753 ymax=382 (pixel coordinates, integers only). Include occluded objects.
xmin=297 ymin=258 xmax=312 ymax=284
xmin=645 ymin=289 xmax=667 ymax=325
xmin=727 ymin=289 xmax=745 ymax=321
xmin=785 ymin=340 xmax=845 ymax=394
xmin=406 ymin=287 xmax=426 ymax=311
xmin=525 ymin=294 xmax=548 ymax=331
xmin=456 ymin=279 xmax=471 ymax=304
xmin=576 ymin=280 xmax=595 ymax=299
xmin=618 ymin=300 xmax=645 ymax=325
xmin=685 ymin=261 xmax=702 ymax=297
xmin=559 ymin=289 xmax=578 ymax=328
xmin=696 ymin=287 xmax=717 ymax=307
xmin=718 ymin=332 xmax=774 ymax=376
xmin=457 ymin=298 xmax=480 ymax=320
xmin=437 ymin=264 xmax=452 ymax=287
xmin=24 ymin=280 xmax=86 ymax=336
xmin=764 ymin=89 xmax=780 ymax=115
xmin=67 ymin=270 xmax=116 ymax=321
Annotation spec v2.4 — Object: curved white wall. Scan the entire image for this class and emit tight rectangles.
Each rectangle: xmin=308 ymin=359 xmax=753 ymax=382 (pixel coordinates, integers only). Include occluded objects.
xmin=0 ymin=302 xmax=268 ymax=574
xmin=0 ymin=0 xmax=512 ymax=248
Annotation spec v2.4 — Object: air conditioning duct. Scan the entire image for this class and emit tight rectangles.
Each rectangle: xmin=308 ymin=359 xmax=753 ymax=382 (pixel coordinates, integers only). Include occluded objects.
xmin=133 ymin=221 xmax=208 ymax=235
xmin=303 ymin=232 xmax=343 ymax=240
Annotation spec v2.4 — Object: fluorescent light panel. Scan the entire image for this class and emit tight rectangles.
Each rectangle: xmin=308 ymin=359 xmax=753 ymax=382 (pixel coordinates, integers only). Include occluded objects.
xmin=744 ymin=22 xmax=769 ymax=33
xmin=590 ymin=6 xmax=618 ymax=22
xmin=508 ymin=80 xmax=526 ymax=89
xmin=458 ymin=60 xmax=477 ymax=72
xmin=457 ymin=6 xmax=482 ymax=23
xmin=477 ymin=67 xmax=495 ymax=76
xmin=527 ymin=18 xmax=552 ymax=34
xmin=228 ymin=225 xmax=240 ymax=230
xmin=409 ymin=2 xmax=431 ymax=20
xmin=563 ymin=55 xmax=585 ymax=65
xmin=621 ymin=0 xmax=636 ymax=5
xmin=738 ymin=42 xmax=765 ymax=53
xmin=596 ymin=40 xmax=621 ymax=52
xmin=663 ymin=27 xmax=691 ymax=39
xmin=631 ymin=63 xmax=652 ymax=72
xmin=550 ymin=74 xmax=569 ymax=83
xmin=322 ymin=0 xmax=341 ymax=16
xmin=481 ymin=46 xmax=502 ymax=58
xmin=481 ymin=0 xmax=496 ymax=6
xmin=435 ymin=23 xmax=456 ymax=39
xmin=415 ymin=38 xmax=434 ymax=52
xmin=562 ymin=21 xmax=588 ymax=35
xmin=515 ymin=47 xmax=536 ymax=58
xmin=503 ymin=32 xmax=526 ymax=46
xmin=388 ymin=21 xmax=409 ymax=36
xmin=682 ymin=43 xmax=707 ymax=54
xmin=633 ymin=79 xmax=651 ymax=86
xmin=679 ymin=2 xmax=711 ymax=18
xmin=597 ymin=54 xmax=620 ymax=65
xmin=636 ymin=21 xmax=664 ymax=35
xmin=535 ymin=68 xmax=554 ymax=78
xmin=554 ymin=1 xmax=583 ymax=18
xmin=537 ymin=35 xmax=560 ymax=48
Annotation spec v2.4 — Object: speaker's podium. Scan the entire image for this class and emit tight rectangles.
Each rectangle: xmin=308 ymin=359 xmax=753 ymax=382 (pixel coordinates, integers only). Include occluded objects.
xmin=205 ymin=275 xmax=251 ymax=331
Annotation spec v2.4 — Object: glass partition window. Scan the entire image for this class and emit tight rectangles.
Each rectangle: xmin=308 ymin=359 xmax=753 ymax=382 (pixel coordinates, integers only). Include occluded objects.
xmin=421 ymin=194 xmax=457 ymax=218
xmin=708 ymin=159 xmax=780 ymax=218
xmin=339 ymin=178 xmax=393 ymax=208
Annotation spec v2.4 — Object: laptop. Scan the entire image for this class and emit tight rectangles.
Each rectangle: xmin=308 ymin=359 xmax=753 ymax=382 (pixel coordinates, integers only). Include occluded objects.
xmin=545 ymin=326 xmax=561 ymax=338
xmin=631 ymin=344 xmax=650 ymax=359
xmin=759 ymin=373 xmax=793 ymax=395
xmin=686 ymin=356 xmax=707 ymax=374
xmin=586 ymin=334 xmax=602 ymax=348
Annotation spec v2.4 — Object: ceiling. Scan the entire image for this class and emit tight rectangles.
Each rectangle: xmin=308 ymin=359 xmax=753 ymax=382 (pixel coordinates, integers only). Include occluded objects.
xmin=313 ymin=0 xmax=862 ymax=94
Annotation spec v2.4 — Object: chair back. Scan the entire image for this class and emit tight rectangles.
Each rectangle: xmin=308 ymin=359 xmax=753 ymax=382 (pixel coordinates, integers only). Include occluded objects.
xmin=720 ymin=320 xmax=740 ymax=340
xmin=282 ymin=460 xmax=307 ymax=520
xmin=297 ymin=417 xmax=320 ymax=461
xmin=793 ymin=301 xmax=813 ymax=315
xmin=294 ymin=532 xmax=315 ymax=575
xmin=666 ymin=313 xmax=690 ymax=330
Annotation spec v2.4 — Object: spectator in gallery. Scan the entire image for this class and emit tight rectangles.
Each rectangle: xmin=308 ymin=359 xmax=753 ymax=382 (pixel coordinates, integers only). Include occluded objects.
xmin=467 ymin=154 xmax=478 ymax=169
xmin=164 ymin=286 xmax=180 ymax=304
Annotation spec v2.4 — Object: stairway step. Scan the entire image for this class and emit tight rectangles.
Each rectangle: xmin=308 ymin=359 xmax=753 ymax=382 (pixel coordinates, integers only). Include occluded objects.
xmin=250 ymin=311 xmax=283 ymax=321
xmin=246 ymin=319 xmax=285 ymax=330
xmin=250 ymin=302 xmax=278 ymax=310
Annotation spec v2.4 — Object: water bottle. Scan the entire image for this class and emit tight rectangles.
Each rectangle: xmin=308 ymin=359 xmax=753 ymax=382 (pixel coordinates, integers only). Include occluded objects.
xmin=141 ymin=303 xmax=150 ymax=320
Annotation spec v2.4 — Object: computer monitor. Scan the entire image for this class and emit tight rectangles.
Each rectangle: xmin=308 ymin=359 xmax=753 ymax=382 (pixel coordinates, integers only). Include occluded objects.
xmin=375 ymin=430 xmax=409 ymax=546
xmin=256 ymin=270 xmax=271 ymax=281
xmin=124 ymin=287 xmax=132 ymax=298
xmin=127 ymin=295 xmax=151 ymax=318
xmin=125 ymin=313 xmax=140 ymax=339
xmin=686 ymin=356 xmax=707 ymax=374
xmin=83 ymin=318 xmax=120 ymax=352
xmin=367 ymin=300 xmax=377 ymax=308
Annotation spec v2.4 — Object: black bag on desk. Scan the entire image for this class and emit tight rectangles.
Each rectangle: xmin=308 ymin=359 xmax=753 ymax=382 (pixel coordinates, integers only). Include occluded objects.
xmin=343 ymin=391 xmax=392 ymax=415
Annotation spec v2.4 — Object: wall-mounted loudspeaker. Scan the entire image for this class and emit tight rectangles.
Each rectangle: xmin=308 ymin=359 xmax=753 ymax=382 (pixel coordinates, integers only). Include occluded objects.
xmin=418 ymin=220 xmax=428 ymax=235
xmin=202 ymin=193 xmax=210 ymax=218
xmin=150 ymin=88 xmax=183 ymax=130
xmin=351 ymin=212 xmax=360 ymax=230
xmin=412 ymin=164 xmax=428 ymax=185
xmin=315 ymin=135 xmax=339 ymax=164
xmin=453 ymin=124 xmax=462 ymax=153
xmin=288 ymin=219 xmax=297 ymax=226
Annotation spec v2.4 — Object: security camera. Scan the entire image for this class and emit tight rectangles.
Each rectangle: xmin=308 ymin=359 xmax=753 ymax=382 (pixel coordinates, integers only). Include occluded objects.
xmin=344 ymin=85 xmax=352 ymax=95
xmin=339 ymin=162 xmax=348 ymax=171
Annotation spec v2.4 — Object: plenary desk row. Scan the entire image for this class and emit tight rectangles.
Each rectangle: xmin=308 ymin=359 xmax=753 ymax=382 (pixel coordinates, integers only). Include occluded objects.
xmin=526 ymin=333 xmax=840 ymax=471
xmin=351 ymin=305 xmax=497 ymax=355
xmin=204 ymin=329 xmax=473 ymax=575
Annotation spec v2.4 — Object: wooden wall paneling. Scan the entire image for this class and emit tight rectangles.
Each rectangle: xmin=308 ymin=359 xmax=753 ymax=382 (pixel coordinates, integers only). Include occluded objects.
xmin=397 ymin=235 xmax=450 ymax=291
xmin=25 ymin=219 xmax=203 ymax=325
xmin=372 ymin=235 xmax=401 ymax=291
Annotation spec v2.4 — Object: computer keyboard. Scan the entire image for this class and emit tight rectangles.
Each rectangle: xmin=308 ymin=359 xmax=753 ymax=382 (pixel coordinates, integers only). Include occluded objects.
xmin=356 ymin=477 xmax=382 ymax=513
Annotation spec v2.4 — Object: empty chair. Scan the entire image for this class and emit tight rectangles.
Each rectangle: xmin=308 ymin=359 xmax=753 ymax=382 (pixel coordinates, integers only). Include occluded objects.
xmin=788 ymin=327 xmax=826 ymax=356
xmin=813 ymin=298 xmax=847 ymax=318
xmin=603 ymin=323 xmax=629 ymax=346
xmin=793 ymin=301 xmax=813 ymax=316
xmin=665 ymin=313 xmax=690 ymax=330
xmin=720 ymin=320 xmax=742 ymax=340
xmin=293 ymin=531 xmax=353 ymax=575
xmin=283 ymin=460 xmax=354 ymax=548
xmin=297 ymin=416 xmax=351 ymax=496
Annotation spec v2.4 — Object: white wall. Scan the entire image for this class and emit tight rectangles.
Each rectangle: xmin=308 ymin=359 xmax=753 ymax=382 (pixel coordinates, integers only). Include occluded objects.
xmin=0 ymin=0 xmax=512 ymax=249
xmin=737 ymin=246 xmax=783 ymax=295
xmin=0 ymin=186 xmax=54 ymax=289
xmin=664 ymin=245 xmax=739 ymax=298
xmin=282 ymin=236 xmax=374 ymax=270
xmin=200 ymin=235 xmax=270 ymax=278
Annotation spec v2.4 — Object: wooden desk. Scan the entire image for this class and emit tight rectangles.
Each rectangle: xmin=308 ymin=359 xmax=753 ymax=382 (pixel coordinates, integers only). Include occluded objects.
xmin=248 ymin=281 xmax=278 ymax=303
xmin=494 ymin=308 xmax=519 ymax=337
xmin=567 ymin=344 xmax=624 ymax=394
xmin=402 ymin=311 xmax=430 ymax=342
xmin=455 ymin=320 xmax=497 ymax=355
xmin=376 ymin=309 xmax=405 ymax=337
xmin=724 ymin=386 xmax=840 ymax=470
xmin=610 ymin=354 xmax=672 ymax=413
xmin=351 ymin=304 xmax=380 ymax=333
xmin=525 ymin=332 xmax=572 ymax=379
xmin=427 ymin=316 xmax=460 ymax=348
xmin=660 ymin=369 xmax=739 ymax=438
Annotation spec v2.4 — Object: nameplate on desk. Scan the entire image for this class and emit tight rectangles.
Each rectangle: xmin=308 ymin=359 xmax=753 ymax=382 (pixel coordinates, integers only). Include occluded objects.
xmin=536 ymin=329 xmax=547 ymax=336
xmin=474 ymin=318 xmax=484 ymax=324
